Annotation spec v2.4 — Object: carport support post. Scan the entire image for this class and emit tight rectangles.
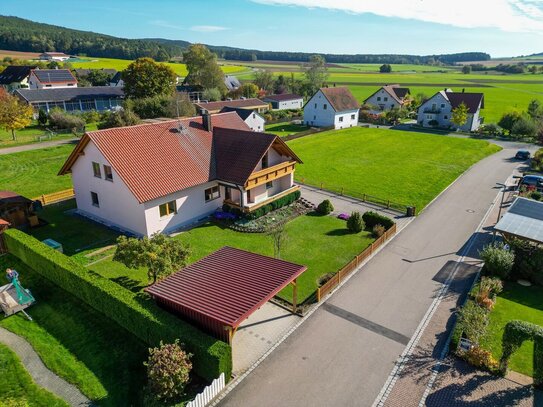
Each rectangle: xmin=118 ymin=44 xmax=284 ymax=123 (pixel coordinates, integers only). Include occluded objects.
xmin=291 ymin=278 xmax=298 ymax=313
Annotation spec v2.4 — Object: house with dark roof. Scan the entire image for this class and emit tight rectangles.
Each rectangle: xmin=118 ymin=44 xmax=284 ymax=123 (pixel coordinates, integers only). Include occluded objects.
xmin=15 ymin=87 xmax=124 ymax=114
xmin=363 ymin=85 xmax=411 ymax=113
xmin=108 ymin=71 xmax=124 ymax=88
xmin=219 ymin=106 xmax=266 ymax=132
xmin=303 ymin=87 xmax=360 ymax=129
xmin=59 ymin=111 xmax=302 ymax=236
xmin=417 ymin=89 xmax=484 ymax=131
xmin=28 ymin=69 xmax=77 ymax=89
xmin=262 ymin=93 xmax=304 ymax=110
xmin=0 ymin=66 xmax=36 ymax=91
xmin=194 ymin=98 xmax=269 ymax=114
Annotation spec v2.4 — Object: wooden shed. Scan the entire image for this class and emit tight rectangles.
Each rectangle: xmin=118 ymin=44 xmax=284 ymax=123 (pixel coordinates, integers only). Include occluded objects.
xmin=0 ymin=191 xmax=36 ymax=229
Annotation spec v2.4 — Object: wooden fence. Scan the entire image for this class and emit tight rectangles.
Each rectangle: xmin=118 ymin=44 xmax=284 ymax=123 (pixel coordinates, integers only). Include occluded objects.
xmin=316 ymin=223 xmax=397 ymax=302
xmin=33 ymin=188 xmax=75 ymax=206
xmin=186 ymin=373 xmax=225 ymax=407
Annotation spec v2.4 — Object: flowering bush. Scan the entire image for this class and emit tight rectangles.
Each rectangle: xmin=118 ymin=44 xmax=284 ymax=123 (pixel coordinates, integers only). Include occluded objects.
xmin=461 ymin=346 xmax=499 ymax=372
xmin=480 ymin=243 xmax=515 ymax=279
xmin=337 ymin=213 xmax=350 ymax=221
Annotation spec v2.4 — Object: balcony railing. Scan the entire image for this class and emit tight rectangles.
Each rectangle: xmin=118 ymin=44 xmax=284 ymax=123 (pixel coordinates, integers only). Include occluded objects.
xmin=245 ymin=160 xmax=297 ymax=190
xmin=423 ymin=108 xmax=441 ymax=114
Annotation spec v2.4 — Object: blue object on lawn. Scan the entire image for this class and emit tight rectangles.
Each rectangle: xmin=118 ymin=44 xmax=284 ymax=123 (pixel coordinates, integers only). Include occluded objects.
xmin=214 ymin=211 xmax=237 ymax=220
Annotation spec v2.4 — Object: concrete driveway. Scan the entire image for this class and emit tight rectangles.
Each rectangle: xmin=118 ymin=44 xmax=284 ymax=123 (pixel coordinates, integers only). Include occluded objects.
xmin=217 ymin=141 xmax=538 ymax=407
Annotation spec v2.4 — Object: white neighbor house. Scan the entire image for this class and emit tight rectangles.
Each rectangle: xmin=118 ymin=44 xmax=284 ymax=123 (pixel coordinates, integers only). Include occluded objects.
xmin=262 ymin=94 xmax=304 ymax=110
xmin=363 ymin=85 xmax=411 ymax=113
xmin=28 ymin=69 xmax=78 ymax=89
xmin=219 ymin=107 xmax=266 ymax=132
xmin=39 ymin=52 xmax=71 ymax=62
xmin=59 ymin=111 xmax=302 ymax=237
xmin=303 ymin=87 xmax=359 ymax=129
xmin=417 ymin=90 xmax=484 ymax=132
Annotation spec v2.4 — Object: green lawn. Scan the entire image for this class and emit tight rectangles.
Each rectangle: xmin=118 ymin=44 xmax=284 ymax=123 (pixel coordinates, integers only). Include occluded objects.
xmin=0 ymin=144 xmax=73 ymax=197
xmin=482 ymin=283 xmax=543 ymax=377
xmin=287 ymin=127 xmax=501 ymax=211
xmin=0 ymin=343 xmax=68 ymax=406
xmin=90 ymin=214 xmax=374 ymax=303
xmin=0 ymin=254 xmax=148 ymax=405
xmin=265 ymin=122 xmax=309 ymax=137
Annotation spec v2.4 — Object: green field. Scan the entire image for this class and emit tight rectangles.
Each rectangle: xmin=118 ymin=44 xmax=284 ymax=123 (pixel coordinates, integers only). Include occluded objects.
xmin=0 ymin=144 xmax=73 ymax=197
xmin=483 ymin=283 xmax=543 ymax=377
xmin=287 ymin=127 xmax=501 ymax=211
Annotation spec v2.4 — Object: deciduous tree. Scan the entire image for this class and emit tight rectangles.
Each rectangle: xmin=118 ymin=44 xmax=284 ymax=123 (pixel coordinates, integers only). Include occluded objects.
xmin=239 ymin=83 xmax=259 ymax=98
xmin=498 ymin=111 xmax=522 ymax=135
xmin=451 ymin=102 xmax=468 ymax=129
xmin=183 ymin=44 xmax=226 ymax=93
xmin=0 ymin=93 xmax=33 ymax=140
xmin=303 ymin=55 xmax=328 ymax=94
xmin=253 ymin=70 xmax=274 ymax=93
xmin=123 ymin=58 xmax=177 ymax=99
xmin=379 ymin=64 xmax=392 ymax=73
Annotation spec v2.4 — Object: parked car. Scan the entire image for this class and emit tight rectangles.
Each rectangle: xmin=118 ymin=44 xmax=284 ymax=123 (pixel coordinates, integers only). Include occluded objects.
xmin=519 ymin=174 xmax=543 ymax=192
xmin=515 ymin=150 xmax=531 ymax=160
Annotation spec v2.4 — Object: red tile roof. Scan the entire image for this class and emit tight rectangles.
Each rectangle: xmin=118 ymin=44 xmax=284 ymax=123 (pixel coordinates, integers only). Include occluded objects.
xmin=319 ymin=87 xmax=359 ymax=112
xmin=59 ymin=112 xmax=301 ymax=203
xmin=145 ymin=246 xmax=307 ymax=329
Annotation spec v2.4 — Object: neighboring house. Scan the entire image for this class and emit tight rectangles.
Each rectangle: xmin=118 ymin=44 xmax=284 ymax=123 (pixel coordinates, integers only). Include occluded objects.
xmin=15 ymin=87 xmax=124 ymax=114
xmin=0 ymin=191 xmax=36 ymax=229
xmin=262 ymin=93 xmax=304 ymax=110
xmin=417 ymin=89 xmax=484 ymax=132
xmin=28 ymin=69 xmax=78 ymax=89
xmin=0 ymin=65 xmax=36 ymax=91
xmin=220 ymin=107 xmax=266 ymax=132
xmin=194 ymin=98 xmax=269 ymax=114
xmin=224 ymin=75 xmax=241 ymax=91
xmin=303 ymin=87 xmax=360 ymax=129
xmin=108 ymin=72 xmax=124 ymax=87
xmin=363 ymin=85 xmax=411 ymax=112
xmin=39 ymin=52 xmax=71 ymax=62
xmin=58 ymin=111 xmax=302 ymax=237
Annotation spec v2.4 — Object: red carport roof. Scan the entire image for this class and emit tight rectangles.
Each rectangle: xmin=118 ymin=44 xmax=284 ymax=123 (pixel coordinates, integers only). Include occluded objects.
xmin=145 ymin=246 xmax=306 ymax=329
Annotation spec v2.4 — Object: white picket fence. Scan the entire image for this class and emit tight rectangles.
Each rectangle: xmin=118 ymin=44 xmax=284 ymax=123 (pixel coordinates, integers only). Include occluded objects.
xmin=187 ymin=373 xmax=225 ymax=407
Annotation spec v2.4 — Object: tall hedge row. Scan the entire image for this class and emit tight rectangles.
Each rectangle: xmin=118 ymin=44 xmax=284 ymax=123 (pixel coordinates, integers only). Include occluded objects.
xmin=4 ymin=229 xmax=231 ymax=381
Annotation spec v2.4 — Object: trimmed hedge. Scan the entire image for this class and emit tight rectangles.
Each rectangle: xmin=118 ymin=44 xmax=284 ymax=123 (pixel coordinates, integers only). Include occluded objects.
xmin=246 ymin=190 xmax=301 ymax=220
xmin=362 ymin=211 xmax=394 ymax=231
xmin=4 ymin=229 xmax=231 ymax=382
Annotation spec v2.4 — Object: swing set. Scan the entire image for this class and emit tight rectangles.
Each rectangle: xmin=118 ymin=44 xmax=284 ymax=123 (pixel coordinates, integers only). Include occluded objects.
xmin=0 ymin=270 xmax=35 ymax=321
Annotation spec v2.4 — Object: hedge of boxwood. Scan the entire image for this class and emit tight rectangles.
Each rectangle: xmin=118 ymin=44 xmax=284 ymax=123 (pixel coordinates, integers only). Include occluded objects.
xmin=4 ymin=229 xmax=232 ymax=381
xmin=361 ymin=211 xmax=395 ymax=231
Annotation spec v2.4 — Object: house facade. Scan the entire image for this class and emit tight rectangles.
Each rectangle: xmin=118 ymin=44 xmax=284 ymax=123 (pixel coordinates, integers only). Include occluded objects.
xmin=39 ymin=52 xmax=71 ymax=62
xmin=0 ymin=66 xmax=35 ymax=91
xmin=262 ymin=94 xmax=304 ymax=110
xmin=219 ymin=107 xmax=266 ymax=132
xmin=303 ymin=87 xmax=359 ymax=129
xmin=417 ymin=90 xmax=484 ymax=132
xmin=363 ymin=85 xmax=410 ymax=113
xmin=28 ymin=69 xmax=78 ymax=89
xmin=59 ymin=111 xmax=302 ymax=237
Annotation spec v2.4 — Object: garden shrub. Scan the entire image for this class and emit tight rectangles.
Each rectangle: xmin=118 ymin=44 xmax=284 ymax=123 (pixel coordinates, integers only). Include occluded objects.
xmin=4 ymin=229 xmax=231 ymax=381
xmin=317 ymin=272 xmax=335 ymax=287
xmin=362 ymin=211 xmax=394 ymax=231
xmin=146 ymin=340 xmax=192 ymax=401
xmin=245 ymin=190 xmax=301 ymax=220
xmin=472 ymin=276 xmax=503 ymax=310
xmin=479 ymin=243 xmax=515 ymax=279
xmin=372 ymin=224 xmax=386 ymax=238
xmin=48 ymin=108 xmax=85 ymax=131
xmin=530 ymin=191 xmax=542 ymax=201
xmin=456 ymin=300 xmax=489 ymax=345
xmin=509 ymin=239 xmax=543 ymax=285
xmin=346 ymin=211 xmax=364 ymax=233
xmin=81 ymin=110 xmax=101 ymax=124
xmin=460 ymin=346 xmax=499 ymax=372
xmin=316 ymin=200 xmax=334 ymax=215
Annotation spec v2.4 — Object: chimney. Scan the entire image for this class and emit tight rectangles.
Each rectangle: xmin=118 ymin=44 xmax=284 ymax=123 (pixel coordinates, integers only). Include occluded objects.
xmin=202 ymin=109 xmax=212 ymax=132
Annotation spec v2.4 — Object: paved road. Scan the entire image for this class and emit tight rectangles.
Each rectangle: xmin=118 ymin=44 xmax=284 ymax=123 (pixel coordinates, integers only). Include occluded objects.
xmin=0 ymin=138 xmax=78 ymax=155
xmin=218 ymin=141 xmax=537 ymax=407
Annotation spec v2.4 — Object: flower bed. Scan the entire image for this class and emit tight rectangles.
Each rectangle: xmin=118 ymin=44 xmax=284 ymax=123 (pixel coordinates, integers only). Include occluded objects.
xmin=228 ymin=201 xmax=310 ymax=233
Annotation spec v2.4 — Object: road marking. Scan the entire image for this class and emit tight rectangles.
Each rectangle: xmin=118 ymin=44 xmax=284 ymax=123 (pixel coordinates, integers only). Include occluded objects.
xmin=323 ymin=303 xmax=410 ymax=346
xmin=372 ymin=185 xmax=501 ymax=407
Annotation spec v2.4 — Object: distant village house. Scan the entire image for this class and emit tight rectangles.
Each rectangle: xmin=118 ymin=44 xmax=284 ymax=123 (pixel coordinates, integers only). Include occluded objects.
xmin=303 ymin=87 xmax=360 ymax=129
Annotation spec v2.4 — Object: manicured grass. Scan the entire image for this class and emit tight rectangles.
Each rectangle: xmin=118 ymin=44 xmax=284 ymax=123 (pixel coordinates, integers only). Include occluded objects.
xmin=90 ymin=214 xmax=374 ymax=303
xmin=0 ymin=144 xmax=73 ymax=197
xmin=288 ymin=127 xmax=501 ymax=211
xmin=265 ymin=122 xmax=309 ymax=137
xmin=482 ymin=283 xmax=543 ymax=377
xmin=0 ymin=343 xmax=68 ymax=406
xmin=0 ymin=254 xmax=148 ymax=405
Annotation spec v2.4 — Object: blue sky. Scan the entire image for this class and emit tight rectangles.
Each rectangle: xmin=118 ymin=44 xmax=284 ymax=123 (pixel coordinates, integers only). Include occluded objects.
xmin=2 ymin=0 xmax=542 ymax=57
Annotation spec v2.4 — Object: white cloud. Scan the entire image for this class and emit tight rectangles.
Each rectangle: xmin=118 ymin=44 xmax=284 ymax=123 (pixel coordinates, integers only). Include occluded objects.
xmin=252 ymin=0 xmax=543 ymax=33
xmin=190 ymin=25 xmax=229 ymax=32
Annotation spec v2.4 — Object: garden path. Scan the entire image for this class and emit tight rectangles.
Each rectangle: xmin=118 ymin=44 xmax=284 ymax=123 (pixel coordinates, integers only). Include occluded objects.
xmin=0 ymin=138 xmax=78 ymax=155
xmin=0 ymin=326 xmax=92 ymax=406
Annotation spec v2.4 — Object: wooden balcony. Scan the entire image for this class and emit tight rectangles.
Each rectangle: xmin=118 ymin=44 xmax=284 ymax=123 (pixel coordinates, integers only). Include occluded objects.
xmin=245 ymin=160 xmax=296 ymax=190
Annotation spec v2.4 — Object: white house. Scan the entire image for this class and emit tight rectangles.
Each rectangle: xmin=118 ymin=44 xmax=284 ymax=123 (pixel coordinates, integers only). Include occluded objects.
xmin=303 ymin=87 xmax=359 ymax=129
xmin=363 ymin=85 xmax=411 ymax=113
xmin=108 ymin=72 xmax=124 ymax=88
xmin=262 ymin=94 xmax=304 ymax=110
xmin=28 ymin=69 xmax=78 ymax=89
xmin=59 ymin=111 xmax=302 ymax=237
xmin=0 ymin=65 xmax=35 ymax=91
xmin=224 ymin=75 xmax=241 ymax=91
xmin=219 ymin=107 xmax=266 ymax=132
xmin=417 ymin=90 xmax=484 ymax=132
xmin=39 ymin=52 xmax=71 ymax=62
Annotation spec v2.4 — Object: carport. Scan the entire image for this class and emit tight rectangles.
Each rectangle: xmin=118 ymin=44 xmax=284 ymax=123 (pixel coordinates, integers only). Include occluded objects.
xmin=145 ymin=246 xmax=306 ymax=344
xmin=494 ymin=197 xmax=543 ymax=245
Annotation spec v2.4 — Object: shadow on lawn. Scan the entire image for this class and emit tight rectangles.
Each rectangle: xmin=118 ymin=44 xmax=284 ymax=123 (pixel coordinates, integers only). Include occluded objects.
xmin=110 ymin=276 xmax=147 ymax=293
xmin=499 ymin=283 xmax=543 ymax=312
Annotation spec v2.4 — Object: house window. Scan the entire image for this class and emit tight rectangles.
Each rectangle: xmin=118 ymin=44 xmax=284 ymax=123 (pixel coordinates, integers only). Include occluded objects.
xmin=384 ymin=97 xmax=388 ymax=101
xmin=339 ymin=116 xmax=344 ymax=122
xmin=323 ymin=104 xmax=327 ymax=110
xmin=252 ymin=113 xmax=256 ymax=119
xmin=159 ymin=200 xmax=177 ymax=217
xmin=313 ymin=115 xmax=316 ymax=120
xmin=351 ymin=114 xmax=355 ymax=120
xmin=314 ymin=103 xmax=317 ymax=108
xmin=92 ymin=162 xmax=101 ymax=178
xmin=432 ymin=103 xmax=437 ymax=110
xmin=204 ymin=186 xmax=220 ymax=202
xmin=103 ymin=165 xmax=113 ymax=181
xmin=91 ymin=192 xmax=100 ymax=207
xmin=261 ymin=152 xmax=269 ymax=169
xmin=444 ymin=115 xmax=448 ymax=119
xmin=266 ymin=181 xmax=273 ymax=189
xmin=377 ymin=97 xmax=381 ymax=101
xmin=441 ymin=103 xmax=445 ymax=108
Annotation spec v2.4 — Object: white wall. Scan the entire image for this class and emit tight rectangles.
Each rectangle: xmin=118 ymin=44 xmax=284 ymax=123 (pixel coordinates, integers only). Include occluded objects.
xmin=365 ymin=89 xmax=401 ymax=112
xmin=417 ymin=92 xmax=451 ymax=128
xmin=71 ymin=141 xmax=149 ymax=236
xmin=303 ymin=90 xmax=337 ymax=127
xmin=267 ymin=98 xmax=304 ymax=110
xmin=334 ymin=109 xmax=359 ymax=129
xmin=244 ymin=113 xmax=266 ymax=132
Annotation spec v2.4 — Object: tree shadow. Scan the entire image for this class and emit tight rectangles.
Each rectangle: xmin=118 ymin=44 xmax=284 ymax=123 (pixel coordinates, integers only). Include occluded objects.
xmin=110 ymin=276 xmax=147 ymax=293
xmin=326 ymin=228 xmax=351 ymax=236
